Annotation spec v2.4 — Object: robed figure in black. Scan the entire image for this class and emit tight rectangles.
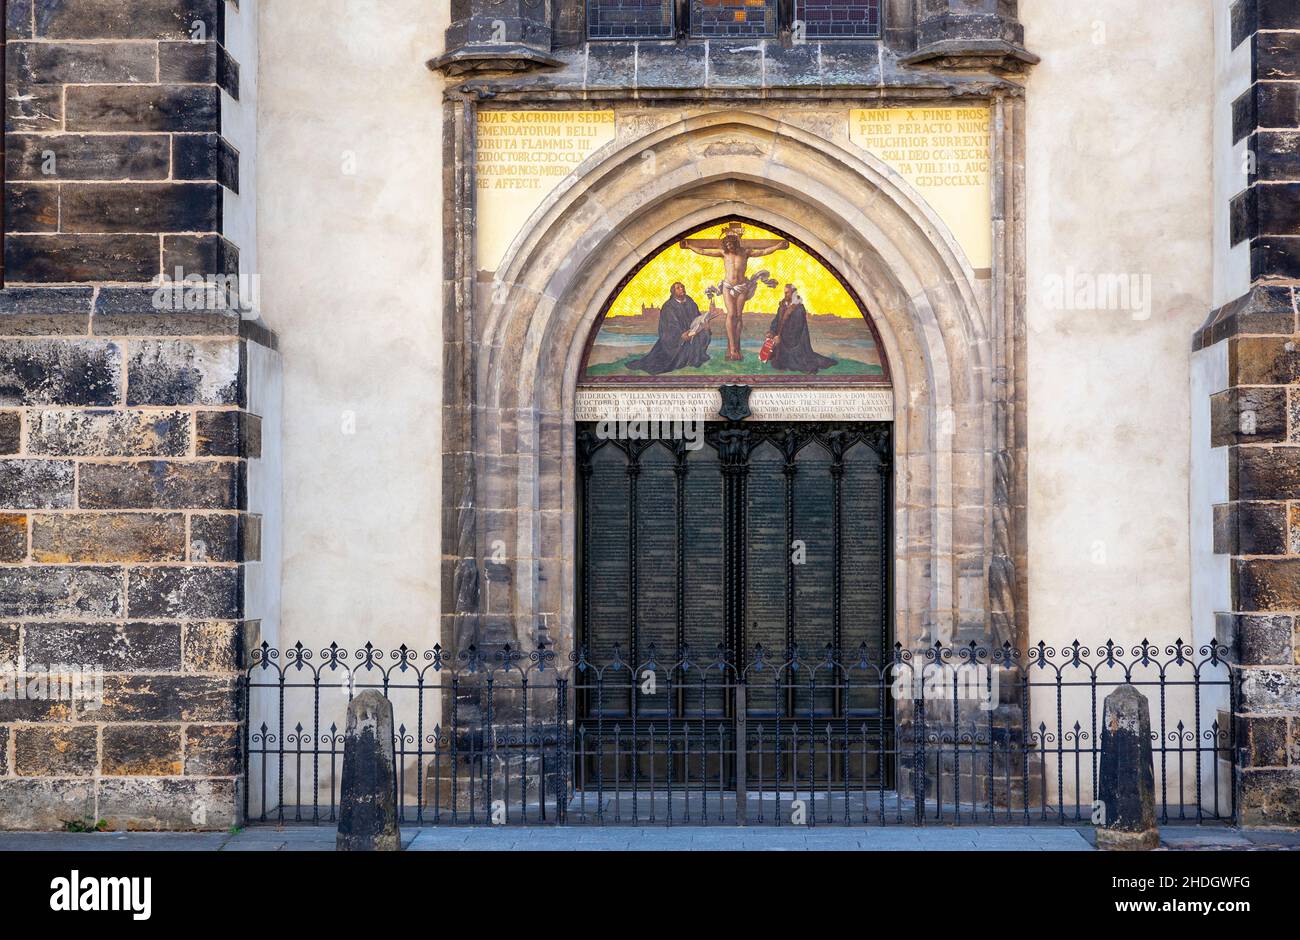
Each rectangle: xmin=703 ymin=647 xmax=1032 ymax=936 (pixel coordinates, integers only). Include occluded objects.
xmin=628 ymin=282 xmax=712 ymax=375
xmin=767 ymin=284 xmax=838 ymax=374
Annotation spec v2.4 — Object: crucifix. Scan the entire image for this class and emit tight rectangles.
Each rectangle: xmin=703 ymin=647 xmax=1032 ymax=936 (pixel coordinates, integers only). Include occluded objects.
xmin=679 ymin=222 xmax=790 ymax=361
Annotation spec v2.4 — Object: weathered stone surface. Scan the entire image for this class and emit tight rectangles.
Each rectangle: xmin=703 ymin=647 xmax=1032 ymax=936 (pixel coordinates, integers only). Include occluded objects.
xmin=0 ymin=460 xmax=75 ymax=509
xmin=24 ymin=621 xmax=182 ymax=672
xmin=8 ymin=133 xmax=172 ymax=181
xmin=65 ymin=84 xmax=219 ymax=133
xmin=164 ymin=234 xmax=239 ymax=278
xmin=1239 ymin=769 xmax=1300 ymax=827
xmin=32 ymin=512 xmax=186 ymax=563
xmin=1238 ymin=666 xmax=1300 ymax=712
xmin=127 ymin=340 xmax=242 ymax=406
xmin=5 ymin=184 xmax=58 ymax=232
xmin=196 ymin=410 xmax=260 ymax=457
xmin=1096 ymin=684 xmax=1158 ymax=850
xmin=0 ymin=780 xmax=95 ymax=831
xmin=190 ymin=512 xmax=257 ymax=562
xmin=79 ymin=459 xmax=243 ymax=509
xmin=0 ymin=287 xmax=94 ymax=336
xmin=28 ymin=409 xmax=190 ymax=457
xmin=102 ymin=725 xmax=183 ymax=776
xmin=183 ymin=724 xmax=241 ymax=776
xmin=1214 ymin=501 xmax=1287 ymax=555
xmin=0 ymin=727 xmax=7 ymax=774
xmin=0 ymin=513 xmax=26 ymax=562
xmin=0 ymin=412 xmax=19 ymax=453
xmin=1235 ymin=558 xmax=1300 ymax=611
xmin=172 ymin=134 xmax=240 ymax=190
xmin=0 ymin=565 xmax=122 ymax=618
xmin=9 ymin=40 xmax=156 ymax=83
xmin=1234 ymin=613 xmax=1296 ymax=665
xmin=1211 ymin=387 xmax=1288 ymax=447
xmin=337 ymin=690 xmax=401 ymax=851
xmin=1230 ymin=447 xmax=1300 ymax=501
xmin=61 ymin=182 xmax=221 ymax=234
xmin=97 ymin=777 xmax=237 ymax=831
xmin=94 ymin=675 xmax=240 ymax=723
xmin=0 ymin=339 xmax=121 ymax=406
xmin=6 ymin=234 xmax=160 ymax=283
xmin=181 ymin=621 xmax=241 ymax=672
xmin=92 ymin=287 xmax=242 ymax=336
xmin=36 ymin=0 xmax=224 ymax=41
xmin=1238 ymin=715 xmax=1289 ymax=767
xmin=128 ymin=565 xmax=241 ymax=619
xmin=14 ymin=725 xmax=97 ymax=776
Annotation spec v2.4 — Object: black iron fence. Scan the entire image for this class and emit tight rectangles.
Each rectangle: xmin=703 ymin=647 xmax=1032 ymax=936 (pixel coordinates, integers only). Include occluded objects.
xmin=242 ymin=639 xmax=1236 ymax=827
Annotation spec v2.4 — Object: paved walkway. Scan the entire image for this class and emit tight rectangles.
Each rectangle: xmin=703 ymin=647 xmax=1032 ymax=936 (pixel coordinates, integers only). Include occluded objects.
xmin=0 ymin=825 xmax=1294 ymax=852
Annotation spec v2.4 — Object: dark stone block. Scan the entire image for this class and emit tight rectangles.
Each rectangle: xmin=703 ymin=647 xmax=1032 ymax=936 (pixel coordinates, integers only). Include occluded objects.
xmin=92 ymin=287 xmax=242 ymax=336
xmin=5 ymin=234 xmax=160 ymax=283
xmin=159 ymin=39 xmax=238 ymax=96
xmin=14 ymin=726 xmax=97 ymax=776
xmin=0 ymin=513 xmax=27 ymax=562
xmin=102 ymin=725 xmax=183 ymax=776
xmin=6 ymin=133 xmax=171 ymax=181
xmin=65 ymin=84 xmax=219 ymax=133
xmin=1096 ymin=685 xmax=1158 ymax=849
xmin=1252 ymin=130 xmax=1300 ymax=183
xmin=196 ymin=410 xmax=260 ymax=457
xmin=1256 ymin=30 xmax=1300 ymax=81
xmin=36 ymin=0 xmax=224 ymax=42
xmin=1238 ymin=715 xmax=1289 ymax=766
xmin=127 ymin=565 xmax=242 ymax=619
xmin=1235 ymin=557 xmax=1300 ymax=611
xmin=60 ymin=182 xmax=221 ymax=234
xmin=1230 ymin=185 xmax=1256 ymax=246
xmin=190 ymin=512 xmax=251 ymax=562
xmin=9 ymin=40 xmax=157 ymax=83
xmin=183 ymin=724 xmax=241 ymax=776
xmin=1214 ymin=501 xmax=1288 ymax=555
xmin=0 ymin=565 xmax=123 ymax=618
xmin=5 ymin=184 xmax=59 ymax=232
xmin=1258 ymin=0 xmax=1300 ymax=29
xmin=172 ymin=134 xmax=239 ymax=192
xmin=1239 ymin=768 xmax=1300 ymax=827
xmin=27 ymin=409 xmax=191 ymax=457
xmin=1230 ymin=336 xmax=1300 ymax=386
xmin=24 ymin=621 xmax=183 ymax=672
xmin=1252 ymin=237 xmax=1300 ymax=282
xmin=182 ymin=621 xmax=241 ymax=671
xmin=1231 ymin=0 xmax=1257 ymax=49
xmin=0 ymin=288 xmax=94 ymax=336
xmin=163 ymin=235 xmax=239 ymax=278
xmin=7 ymin=0 xmax=32 ymax=39
xmin=1210 ymin=387 xmax=1288 ymax=447
xmin=94 ymin=675 xmax=241 ymax=723
xmin=32 ymin=512 xmax=187 ymax=563
xmin=337 ymin=690 xmax=401 ymax=851
xmin=128 ymin=339 xmax=243 ymax=407
xmin=6 ymin=86 xmax=63 ymax=133
xmin=0 ymin=459 xmax=75 ymax=509
xmin=79 ymin=459 xmax=243 ymax=510
xmin=0 ymin=339 xmax=121 ymax=406
xmin=1231 ymin=613 xmax=1296 ymax=664
xmin=0 ymin=412 xmax=19 ymax=453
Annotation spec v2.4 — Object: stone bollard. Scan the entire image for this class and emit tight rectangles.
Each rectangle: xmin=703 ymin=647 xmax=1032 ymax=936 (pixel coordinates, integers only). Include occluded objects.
xmin=336 ymin=690 xmax=401 ymax=851
xmin=1096 ymin=684 xmax=1159 ymax=850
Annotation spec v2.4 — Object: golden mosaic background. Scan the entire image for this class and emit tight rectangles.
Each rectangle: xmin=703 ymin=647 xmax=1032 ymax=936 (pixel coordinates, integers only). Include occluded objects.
xmin=606 ymin=221 xmax=864 ymax=318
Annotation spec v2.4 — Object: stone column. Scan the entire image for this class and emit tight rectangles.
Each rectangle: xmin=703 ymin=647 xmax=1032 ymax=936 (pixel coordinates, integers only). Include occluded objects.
xmin=1199 ymin=0 xmax=1300 ymax=828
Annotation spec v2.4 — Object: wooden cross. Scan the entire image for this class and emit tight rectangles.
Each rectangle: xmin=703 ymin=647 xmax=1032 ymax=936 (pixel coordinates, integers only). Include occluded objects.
xmin=678 ymin=222 xmax=787 ymax=257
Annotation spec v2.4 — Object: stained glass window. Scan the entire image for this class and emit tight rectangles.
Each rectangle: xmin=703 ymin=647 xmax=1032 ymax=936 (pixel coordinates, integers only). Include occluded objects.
xmin=690 ymin=0 xmax=778 ymax=39
xmin=795 ymin=0 xmax=882 ymax=39
xmin=587 ymin=0 xmax=676 ymax=40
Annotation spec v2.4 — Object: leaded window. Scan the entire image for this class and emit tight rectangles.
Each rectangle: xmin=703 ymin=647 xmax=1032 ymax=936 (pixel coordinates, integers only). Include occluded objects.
xmin=690 ymin=0 xmax=778 ymax=38
xmin=795 ymin=0 xmax=881 ymax=39
xmin=586 ymin=0 xmax=676 ymax=39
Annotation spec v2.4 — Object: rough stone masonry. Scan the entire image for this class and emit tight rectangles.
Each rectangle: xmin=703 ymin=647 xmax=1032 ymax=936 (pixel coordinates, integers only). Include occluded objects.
xmin=0 ymin=0 xmax=272 ymax=831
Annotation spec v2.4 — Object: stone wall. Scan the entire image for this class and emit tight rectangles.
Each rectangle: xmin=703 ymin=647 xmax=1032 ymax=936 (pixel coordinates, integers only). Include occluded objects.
xmin=0 ymin=0 xmax=271 ymax=831
xmin=1198 ymin=0 xmax=1300 ymax=827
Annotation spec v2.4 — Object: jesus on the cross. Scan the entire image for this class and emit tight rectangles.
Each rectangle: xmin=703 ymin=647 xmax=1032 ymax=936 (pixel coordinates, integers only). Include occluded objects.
xmin=679 ymin=222 xmax=791 ymax=361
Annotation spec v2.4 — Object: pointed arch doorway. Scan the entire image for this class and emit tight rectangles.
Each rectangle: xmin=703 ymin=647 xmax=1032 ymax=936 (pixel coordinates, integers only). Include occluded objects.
xmin=572 ymin=218 xmax=896 ymax=793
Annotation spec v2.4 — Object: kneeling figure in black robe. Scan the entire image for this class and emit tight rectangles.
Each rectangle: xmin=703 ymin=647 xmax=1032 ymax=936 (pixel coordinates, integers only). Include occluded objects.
xmin=767 ymin=285 xmax=838 ymax=374
xmin=628 ymin=282 xmax=712 ymax=375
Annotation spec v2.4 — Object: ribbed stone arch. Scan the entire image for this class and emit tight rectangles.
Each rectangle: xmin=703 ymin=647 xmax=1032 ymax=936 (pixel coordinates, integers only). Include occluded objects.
xmin=446 ymin=108 xmax=1022 ymax=660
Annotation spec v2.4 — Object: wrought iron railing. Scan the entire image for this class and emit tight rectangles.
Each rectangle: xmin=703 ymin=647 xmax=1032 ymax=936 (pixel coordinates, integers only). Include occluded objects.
xmin=242 ymin=639 xmax=1235 ymax=827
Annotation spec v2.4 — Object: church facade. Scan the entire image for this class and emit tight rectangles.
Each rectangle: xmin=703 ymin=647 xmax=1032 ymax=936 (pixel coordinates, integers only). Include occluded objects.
xmin=0 ymin=0 xmax=1297 ymax=831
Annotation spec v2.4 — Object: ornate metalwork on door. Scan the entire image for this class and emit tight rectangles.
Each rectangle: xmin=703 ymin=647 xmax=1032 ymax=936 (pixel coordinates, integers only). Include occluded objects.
xmin=576 ymin=419 xmax=892 ymax=790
